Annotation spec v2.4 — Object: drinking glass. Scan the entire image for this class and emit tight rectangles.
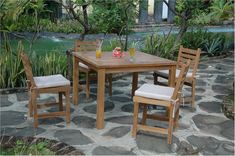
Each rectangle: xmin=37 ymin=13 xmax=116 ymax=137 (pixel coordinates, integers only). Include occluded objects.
xmin=96 ymin=49 xmax=102 ymax=58
xmin=129 ymin=47 xmax=135 ymax=61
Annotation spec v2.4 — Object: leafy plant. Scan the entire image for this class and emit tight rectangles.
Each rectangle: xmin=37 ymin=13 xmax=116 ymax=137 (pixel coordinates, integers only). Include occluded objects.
xmin=0 ymin=140 xmax=55 ymax=155
xmin=181 ymin=28 xmax=233 ymax=56
xmin=142 ymin=29 xmax=179 ymax=59
xmin=181 ymin=28 xmax=210 ymax=49
xmin=32 ymin=51 xmax=67 ymax=76
xmin=0 ymin=41 xmax=67 ymax=89
xmin=209 ymin=0 xmax=233 ymax=22
xmin=0 ymin=41 xmax=25 ymax=88
xmin=102 ymin=39 xmax=122 ymax=51
xmin=204 ymin=37 xmax=223 ymax=56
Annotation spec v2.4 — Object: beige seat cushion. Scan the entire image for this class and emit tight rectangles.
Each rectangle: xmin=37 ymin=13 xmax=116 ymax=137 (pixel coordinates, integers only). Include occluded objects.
xmin=34 ymin=74 xmax=70 ymax=88
xmin=156 ymin=69 xmax=192 ymax=78
xmin=79 ymin=62 xmax=89 ymax=69
xmin=135 ymin=84 xmax=174 ymax=101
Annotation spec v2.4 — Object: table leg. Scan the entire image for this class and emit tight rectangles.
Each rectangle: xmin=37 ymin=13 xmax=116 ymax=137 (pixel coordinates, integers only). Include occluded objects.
xmin=96 ymin=69 xmax=105 ymax=129
xmin=132 ymin=72 xmax=138 ymax=96
xmin=168 ymin=65 xmax=176 ymax=87
xmin=73 ymin=57 xmax=79 ymax=105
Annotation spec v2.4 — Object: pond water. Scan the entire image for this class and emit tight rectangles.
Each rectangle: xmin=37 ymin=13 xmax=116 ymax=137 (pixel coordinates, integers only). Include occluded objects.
xmin=2 ymin=26 xmax=234 ymax=56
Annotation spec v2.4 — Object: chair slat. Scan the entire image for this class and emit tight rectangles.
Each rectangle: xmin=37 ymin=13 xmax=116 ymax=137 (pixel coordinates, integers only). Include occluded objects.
xmin=138 ymin=125 xmax=168 ymax=135
xmin=181 ymin=47 xmax=199 ymax=55
xmin=74 ymin=40 xmax=100 ymax=52
xmin=180 ymin=53 xmax=196 ymax=60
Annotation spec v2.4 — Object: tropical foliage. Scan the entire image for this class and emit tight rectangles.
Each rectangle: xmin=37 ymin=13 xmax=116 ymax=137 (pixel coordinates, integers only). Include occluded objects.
xmin=0 ymin=41 xmax=67 ymax=89
xmin=142 ymin=29 xmax=179 ymax=60
xmin=0 ymin=140 xmax=55 ymax=155
xmin=181 ymin=28 xmax=233 ymax=56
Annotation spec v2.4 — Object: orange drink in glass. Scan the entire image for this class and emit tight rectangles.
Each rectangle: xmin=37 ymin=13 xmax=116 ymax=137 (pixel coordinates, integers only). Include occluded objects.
xmin=129 ymin=47 xmax=135 ymax=61
xmin=96 ymin=49 xmax=102 ymax=58
xmin=129 ymin=48 xmax=135 ymax=57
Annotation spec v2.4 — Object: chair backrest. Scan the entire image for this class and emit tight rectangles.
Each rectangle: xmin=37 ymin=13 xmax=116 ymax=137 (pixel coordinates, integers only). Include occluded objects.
xmin=74 ymin=40 xmax=100 ymax=52
xmin=20 ymin=52 xmax=36 ymax=87
xmin=172 ymin=59 xmax=191 ymax=100
xmin=177 ymin=45 xmax=201 ymax=78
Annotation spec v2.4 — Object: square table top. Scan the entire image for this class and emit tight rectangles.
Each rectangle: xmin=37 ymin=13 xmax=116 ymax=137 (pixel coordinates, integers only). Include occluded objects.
xmin=73 ymin=51 xmax=176 ymax=69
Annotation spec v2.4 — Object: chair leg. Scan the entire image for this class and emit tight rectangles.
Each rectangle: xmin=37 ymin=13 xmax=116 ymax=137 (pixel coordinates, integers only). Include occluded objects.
xmin=141 ymin=104 xmax=147 ymax=125
xmin=191 ymin=80 xmax=195 ymax=108
xmin=153 ymin=72 xmax=159 ymax=85
xmin=85 ymin=72 xmax=90 ymax=99
xmin=167 ymin=106 xmax=174 ymax=144
xmin=65 ymin=89 xmax=70 ymax=125
xmin=174 ymin=108 xmax=179 ymax=130
xmin=28 ymin=93 xmax=33 ymax=117
xmin=132 ymin=101 xmax=139 ymax=137
xmin=108 ymin=74 xmax=112 ymax=96
xmin=32 ymin=90 xmax=38 ymax=128
xmin=59 ymin=92 xmax=63 ymax=111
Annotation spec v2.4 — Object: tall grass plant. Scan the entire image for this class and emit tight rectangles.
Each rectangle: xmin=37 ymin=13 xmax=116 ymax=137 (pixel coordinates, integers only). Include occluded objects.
xmin=0 ymin=41 xmax=67 ymax=89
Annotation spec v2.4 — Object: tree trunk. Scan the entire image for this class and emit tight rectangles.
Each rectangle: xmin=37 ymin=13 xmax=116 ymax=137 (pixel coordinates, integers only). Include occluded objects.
xmin=79 ymin=4 xmax=90 ymax=40
xmin=174 ymin=18 xmax=188 ymax=47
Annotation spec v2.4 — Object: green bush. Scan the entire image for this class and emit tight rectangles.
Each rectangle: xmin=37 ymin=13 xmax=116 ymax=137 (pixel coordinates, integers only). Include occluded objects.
xmin=0 ymin=41 xmax=25 ymax=88
xmin=0 ymin=140 xmax=55 ymax=155
xmin=32 ymin=51 xmax=67 ymax=76
xmin=181 ymin=28 xmax=232 ymax=56
xmin=0 ymin=41 xmax=67 ymax=89
xmin=11 ymin=17 xmax=84 ymax=34
xmin=142 ymin=33 xmax=179 ymax=60
xmin=102 ymin=39 xmax=123 ymax=51
xmin=42 ymin=20 xmax=83 ymax=33
xmin=181 ymin=29 xmax=209 ymax=49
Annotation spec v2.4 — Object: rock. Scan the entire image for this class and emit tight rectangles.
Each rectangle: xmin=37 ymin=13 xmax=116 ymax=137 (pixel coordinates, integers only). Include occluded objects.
xmin=0 ymin=111 xmax=26 ymax=126
xmin=16 ymin=92 xmax=29 ymax=101
xmin=54 ymin=129 xmax=93 ymax=145
xmin=192 ymin=114 xmax=234 ymax=140
xmin=72 ymin=116 xmax=96 ymax=128
xmin=106 ymin=116 xmax=134 ymax=125
xmin=0 ymin=127 xmax=46 ymax=136
xmin=92 ymin=146 xmax=135 ymax=155
xmin=83 ymin=101 xmax=115 ymax=114
xmin=212 ymin=85 xmax=232 ymax=94
xmin=0 ymin=94 xmax=13 ymax=107
xmin=136 ymin=132 xmax=179 ymax=153
xmin=102 ymin=126 xmax=131 ymax=138
xmin=110 ymin=96 xmax=131 ymax=103
xmin=198 ymin=101 xmax=222 ymax=113
xmin=177 ymin=140 xmax=200 ymax=155
xmin=187 ymin=135 xmax=234 ymax=155
xmin=39 ymin=117 xmax=64 ymax=125
xmin=219 ymin=120 xmax=234 ymax=140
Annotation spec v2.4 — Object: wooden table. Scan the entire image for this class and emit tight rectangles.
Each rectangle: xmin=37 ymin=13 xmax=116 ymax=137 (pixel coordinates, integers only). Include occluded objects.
xmin=72 ymin=51 xmax=176 ymax=129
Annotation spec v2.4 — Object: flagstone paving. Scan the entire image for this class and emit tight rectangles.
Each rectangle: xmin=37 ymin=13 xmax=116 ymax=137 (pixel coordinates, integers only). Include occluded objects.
xmin=0 ymin=54 xmax=234 ymax=155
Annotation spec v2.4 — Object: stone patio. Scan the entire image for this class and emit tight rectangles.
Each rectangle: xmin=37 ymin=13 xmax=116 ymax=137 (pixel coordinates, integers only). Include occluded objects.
xmin=0 ymin=54 xmax=234 ymax=155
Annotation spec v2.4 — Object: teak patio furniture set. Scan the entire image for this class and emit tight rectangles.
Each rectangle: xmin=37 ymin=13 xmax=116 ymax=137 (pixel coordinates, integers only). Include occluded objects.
xmin=21 ymin=40 xmax=201 ymax=144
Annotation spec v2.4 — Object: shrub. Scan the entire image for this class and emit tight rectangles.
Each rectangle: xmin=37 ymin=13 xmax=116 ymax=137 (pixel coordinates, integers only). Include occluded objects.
xmin=0 ymin=41 xmax=67 ymax=89
xmin=0 ymin=140 xmax=55 ymax=155
xmin=142 ymin=32 xmax=179 ymax=60
xmin=181 ymin=28 xmax=209 ymax=49
xmin=32 ymin=51 xmax=67 ymax=76
xmin=181 ymin=28 xmax=232 ymax=56
xmin=0 ymin=41 xmax=25 ymax=88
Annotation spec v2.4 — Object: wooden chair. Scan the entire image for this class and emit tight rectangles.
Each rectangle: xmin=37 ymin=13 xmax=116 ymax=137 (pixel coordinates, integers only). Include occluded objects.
xmin=21 ymin=52 xmax=70 ymax=128
xmin=153 ymin=45 xmax=201 ymax=108
xmin=132 ymin=60 xmax=191 ymax=144
xmin=74 ymin=40 xmax=112 ymax=98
